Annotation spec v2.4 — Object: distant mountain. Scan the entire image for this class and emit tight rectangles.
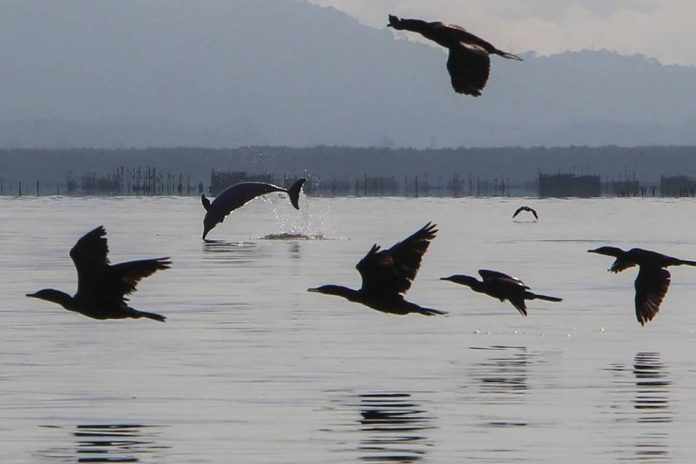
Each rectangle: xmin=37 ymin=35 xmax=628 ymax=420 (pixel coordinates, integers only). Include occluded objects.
xmin=1 ymin=0 xmax=695 ymax=148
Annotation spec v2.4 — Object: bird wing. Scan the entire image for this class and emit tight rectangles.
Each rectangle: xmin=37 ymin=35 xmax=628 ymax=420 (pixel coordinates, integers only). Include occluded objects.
xmin=70 ymin=226 xmax=110 ymax=293
xmin=634 ymin=266 xmax=670 ymax=325
xmin=446 ymin=45 xmax=490 ymax=96
xmin=512 ymin=207 xmax=524 ymax=218
xmin=508 ymin=296 xmax=528 ymax=316
xmin=357 ymin=223 xmax=437 ymax=296
xmin=531 ymin=208 xmax=538 ymax=219
xmin=107 ymin=258 xmax=172 ymax=297
xmin=478 ymin=270 xmax=529 ymax=289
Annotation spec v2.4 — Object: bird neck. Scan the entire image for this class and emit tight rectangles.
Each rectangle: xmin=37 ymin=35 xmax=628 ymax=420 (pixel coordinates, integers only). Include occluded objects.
xmin=318 ymin=285 xmax=362 ymax=302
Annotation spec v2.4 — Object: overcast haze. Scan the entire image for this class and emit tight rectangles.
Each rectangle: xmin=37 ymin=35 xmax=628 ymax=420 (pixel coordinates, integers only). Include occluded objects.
xmin=1 ymin=0 xmax=695 ymax=149
xmin=308 ymin=0 xmax=696 ymax=66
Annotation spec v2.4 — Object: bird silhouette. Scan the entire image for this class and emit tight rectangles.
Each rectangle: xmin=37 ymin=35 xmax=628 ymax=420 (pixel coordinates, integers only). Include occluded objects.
xmin=201 ymin=179 xmax=305 ymax=239
xmin=589 ymin=246 xmax=696 ymax=325
xmin=441 ymin=269 xmax=561 ymax=316
xmin=387 ymin=14 xmax=522 ymax=96
xmin=513 ymin=206 xmax=538 ymax=220
xmin=27 ymin=226 xmax=170 ymax=322
xmin=308 ymin=223 xmax=445 ymax=316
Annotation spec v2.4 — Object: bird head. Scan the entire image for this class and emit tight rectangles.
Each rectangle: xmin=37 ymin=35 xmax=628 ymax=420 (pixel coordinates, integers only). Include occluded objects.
xmin=440 ymin=275 xmax=479 ymax=288
xmin=588 ymin=246 xmax=624 ymax=257
xmin=307 ymin=285 xmax=347 ymax=296
xmin=26 ymin=288 xmax=73 ymax=308
xmin=387 ymin=14 xmax=403 ymax=29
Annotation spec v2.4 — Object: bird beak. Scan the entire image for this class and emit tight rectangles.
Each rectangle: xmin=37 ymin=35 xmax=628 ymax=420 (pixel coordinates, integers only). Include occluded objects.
xmin=26 ymin=292 xmax=37 ymax=298
xmin=307 ymin=287 xmax=320 ymax=292
xmin=440 ymin=276 xmax=453 ymax=281
xmin=587 ymin=248 xmax=599 ymax=254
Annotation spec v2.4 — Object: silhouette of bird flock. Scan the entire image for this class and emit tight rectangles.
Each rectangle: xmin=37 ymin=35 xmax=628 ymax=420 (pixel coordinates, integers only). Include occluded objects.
xmin=25 ymin=14 xmax=693 ymax=327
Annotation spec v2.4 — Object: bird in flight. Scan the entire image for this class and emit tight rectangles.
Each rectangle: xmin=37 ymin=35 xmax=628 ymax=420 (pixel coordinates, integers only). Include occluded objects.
xmin=27 ymin=226 xmax=170 ymax=322
xmin=513 ymin=206 xmax=538 ymax=220
xmin=588 ymin=246 xmax=696 ymax=325
xmin=441 ymin=269 xmax=561 ymax=316
xmin=387 ymin=14 xmax=522 ymax=96
xmin=308 ymin=222 xmax=445 ymax=316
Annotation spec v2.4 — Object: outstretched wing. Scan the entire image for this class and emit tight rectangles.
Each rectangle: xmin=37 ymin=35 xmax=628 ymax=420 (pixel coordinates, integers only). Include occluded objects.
xmin=512 ymin=207 xmax=524 ymax=218
xmin=634 ymin=266 xmax=670 ymax=325
xmin=70 ymin=226 xmax=110 ymax=293
xmin=446 ymin=46 xmax=490 ymax=96
xmin=357 ymin=223 xmax=437 ymax=296
xmin=107 ymin=258 xmax=172 ymax=298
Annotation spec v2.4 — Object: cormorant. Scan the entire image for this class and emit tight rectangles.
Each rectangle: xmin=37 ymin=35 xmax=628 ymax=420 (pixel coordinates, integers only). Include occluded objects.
xmin=387 ymin=14 xmax=522 ymax=96
xmin=513 ymin=206 xmax=538 ymax=220
xmin=588 ymin=246 xmax=696 ymax=325
xmin=441 ymin=270 xmax=562 ymax=316
xmin=308 ymin=222 xmax=445 ymax=316
xmin=201 ymin=179 xmax=306 ymax=239
xmin=26 ymin=226 xmax=170 ymax=322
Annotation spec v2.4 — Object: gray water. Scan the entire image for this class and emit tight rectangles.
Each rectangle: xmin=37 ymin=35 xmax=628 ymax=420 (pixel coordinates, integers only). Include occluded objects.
xmin=2 ymin=195 xmax=696 ymax=463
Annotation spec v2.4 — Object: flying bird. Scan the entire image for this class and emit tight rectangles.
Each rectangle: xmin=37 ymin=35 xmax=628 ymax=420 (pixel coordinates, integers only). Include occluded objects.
xmin=201 ymin=179 xmax=306 ymax=239
xmin=387 ymin=14 xmax=522 ymax=96
xmin=588 ymin=246 xmax=696 ymax=325
xmin=513 ymin=206 xmax=538 ymax=220
xmin=26 ymin=226 xmax=170 ymax=322
xmin=441 ymin=269 xmax=562 ymax=316
xmin=308 ymin=222 xmax=445 ymax=316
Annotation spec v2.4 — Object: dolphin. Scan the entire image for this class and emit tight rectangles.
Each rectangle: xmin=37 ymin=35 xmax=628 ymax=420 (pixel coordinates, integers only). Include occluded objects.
xmin=201 ymin=179 xmax=306 ymax=239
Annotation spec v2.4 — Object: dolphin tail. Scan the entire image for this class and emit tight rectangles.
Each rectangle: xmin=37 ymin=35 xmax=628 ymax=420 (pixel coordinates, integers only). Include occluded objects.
xmin=201 ymin=194 xmax=211 ymax=211
xmin=287 ymin=179 xmax=306 ymax=210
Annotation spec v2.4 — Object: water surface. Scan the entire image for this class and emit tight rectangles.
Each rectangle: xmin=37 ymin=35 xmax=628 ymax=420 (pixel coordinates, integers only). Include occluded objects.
xmin=2 ymin=196 xmax=696 ymax=462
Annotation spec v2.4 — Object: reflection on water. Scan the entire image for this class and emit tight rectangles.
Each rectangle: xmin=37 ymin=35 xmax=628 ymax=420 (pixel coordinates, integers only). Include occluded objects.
xmin=633 ymin=352 xmax=672 ymax=462
xmin=260 ymin=232 xmax=328 ymax=241
xmin=607 ymin=352 xmax=673 ymax=462
xmin=469 ymin=345 xmax=529 ymax=404
xmin=202 ymin=240 xmax=263 ymax=264
xmin=38 ymin=424 xmax=169 ymax=463
xmin=326 ymin=391 xmax=435 ymax=463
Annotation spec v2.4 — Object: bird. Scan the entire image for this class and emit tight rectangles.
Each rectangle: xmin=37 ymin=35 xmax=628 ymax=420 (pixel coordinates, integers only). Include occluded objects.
xmin=308 ymin=222 xmax=445 ymax=316
xmin=588 ymin=246 xmax=696 ymax=325
xmin=26 ymin=226 xmax=170 ymax=322
xmin=513 ymin=206 xmax=538 ymax=220
xmin=387 ymin=14 xmax=522 ymax=96
xmin=201 ymin=179 xmax=306 ymax=240
xmin=441 ymin=270 xmax=562 ymax=316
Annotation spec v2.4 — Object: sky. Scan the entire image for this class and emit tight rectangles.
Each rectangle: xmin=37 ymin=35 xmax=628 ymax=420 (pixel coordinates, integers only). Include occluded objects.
xmin=306 ymin=0 xmax=696 ymax=66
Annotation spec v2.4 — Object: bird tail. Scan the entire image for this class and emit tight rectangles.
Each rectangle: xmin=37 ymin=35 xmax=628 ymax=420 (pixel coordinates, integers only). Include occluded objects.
xmin=419 ymin=307 xmax=447 ymax=316
xmin=287 ymin=178 xmax=306 ymax=210
xmin=531 ymin=293 xmax=562 ymax=303
xmin=497 ymin=51 xmax=523 ymax=61
xmin=130 ymin=308 xmax=166 ymax=322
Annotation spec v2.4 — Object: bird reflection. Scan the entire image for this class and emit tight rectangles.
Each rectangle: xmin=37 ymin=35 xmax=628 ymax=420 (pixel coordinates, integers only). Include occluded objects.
xmin=633 ymin=352 xmax=672 ymax=462
xmin=607 ymin=352 xmax=672 ymax=462
xmin=468 ymin=345 xmax=529 ymax=404
xmin=328 ymin=391 xmax=435 ymax=463
xmin=38 ymin=423 xmax=168 ymax=463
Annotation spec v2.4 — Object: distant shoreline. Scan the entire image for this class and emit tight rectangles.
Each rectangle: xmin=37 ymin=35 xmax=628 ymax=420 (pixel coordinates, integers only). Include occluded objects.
xmin=1 ymin=145 xmax=695 ymax=197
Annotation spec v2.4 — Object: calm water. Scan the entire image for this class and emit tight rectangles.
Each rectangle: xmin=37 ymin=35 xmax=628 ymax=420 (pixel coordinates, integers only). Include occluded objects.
xmin=2 ymin=195 xmax=696 ymax=463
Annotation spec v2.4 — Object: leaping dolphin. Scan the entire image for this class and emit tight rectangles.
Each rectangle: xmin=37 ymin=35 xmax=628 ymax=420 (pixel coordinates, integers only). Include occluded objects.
xmin=201 ymin=179 xmax=306 ymax=239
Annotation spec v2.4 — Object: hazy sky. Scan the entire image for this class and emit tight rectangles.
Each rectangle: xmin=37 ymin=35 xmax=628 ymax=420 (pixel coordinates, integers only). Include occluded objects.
xmin=306 ymin=0 xmax=696 ymax=66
